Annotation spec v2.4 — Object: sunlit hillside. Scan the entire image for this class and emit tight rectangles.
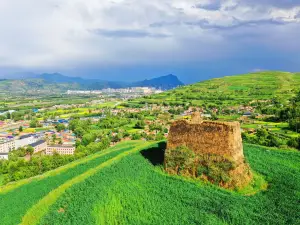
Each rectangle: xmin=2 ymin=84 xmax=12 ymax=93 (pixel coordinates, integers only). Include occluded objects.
xmin=135 ymin=71 xmax=300 ymax=106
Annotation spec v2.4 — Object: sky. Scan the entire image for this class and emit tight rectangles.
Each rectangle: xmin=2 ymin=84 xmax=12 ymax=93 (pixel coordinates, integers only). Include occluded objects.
xmin=0 ymin=0 xmax=299 ymax=83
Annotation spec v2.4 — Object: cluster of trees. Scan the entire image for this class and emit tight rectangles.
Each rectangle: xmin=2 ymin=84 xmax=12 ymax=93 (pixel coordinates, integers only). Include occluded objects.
xmin=8 ymin=146 xmax=34 ymax=159
xmin=134 ymin=120 xmax=146 ymax=129
xmin=55 ymin=123 xmax=66 ymax=132
xmin=97 ymin=117 xmax=130 ymax=129
xmin=29 ymin=119 xmax=40 ymax=128
xmin=0 ymin=132 xmax=111 ymax=185
xmin=242 ymin=128 xmax=300 ymax=150
xmin=0 ymin=110 xmax=36 ymax=122
xmin=258 ymin=92 xmax=300 ymax=133
xmin=0 ymin=153 xmax=77 ymax=184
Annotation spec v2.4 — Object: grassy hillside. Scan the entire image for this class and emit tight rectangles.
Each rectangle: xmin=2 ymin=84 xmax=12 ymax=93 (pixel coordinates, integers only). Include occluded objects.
xmin=0 ymin=141 xmax=299 ymax=225
xmin=0 ymin=79 xmax=80 ymax=95
xmin=135 ymin=71 xmax=300 ymax=106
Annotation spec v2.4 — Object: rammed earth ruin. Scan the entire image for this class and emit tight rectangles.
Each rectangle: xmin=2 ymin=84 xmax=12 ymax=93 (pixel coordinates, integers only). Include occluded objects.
xmin=165 ymin=113 xmax=253 ymax=189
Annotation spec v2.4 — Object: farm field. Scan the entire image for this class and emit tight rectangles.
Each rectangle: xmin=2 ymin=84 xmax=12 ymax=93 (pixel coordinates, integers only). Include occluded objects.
xmin=0 ymin=141 xmax=299 ymax=225
xmin=0 ymin=141 xmax=153 ymax=225
xmin=133 ymin=71 xmax=300 ymax=106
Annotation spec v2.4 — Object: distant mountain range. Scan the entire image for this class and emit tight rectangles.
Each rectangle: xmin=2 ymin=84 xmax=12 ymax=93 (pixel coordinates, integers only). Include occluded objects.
xmin=0 ymin=73 xmax=184 ymax=95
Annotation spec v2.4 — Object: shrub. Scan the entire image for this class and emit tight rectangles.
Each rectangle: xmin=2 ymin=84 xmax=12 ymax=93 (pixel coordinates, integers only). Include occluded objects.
xmin=165 ymin=146 xmax=195 ymax=175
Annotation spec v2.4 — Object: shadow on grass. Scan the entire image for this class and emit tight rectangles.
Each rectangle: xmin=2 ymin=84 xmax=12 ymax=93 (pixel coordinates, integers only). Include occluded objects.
xmin=140 ymin=142 xmax=166 ymax=166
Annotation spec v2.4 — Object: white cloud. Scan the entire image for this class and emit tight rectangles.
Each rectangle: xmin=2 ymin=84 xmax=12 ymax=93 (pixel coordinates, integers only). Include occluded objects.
xmin=0 ymin=0 xmax=299 ymax=70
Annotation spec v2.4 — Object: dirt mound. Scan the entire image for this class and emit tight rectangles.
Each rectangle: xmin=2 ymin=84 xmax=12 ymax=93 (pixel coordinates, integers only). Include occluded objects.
xmin=165 ymin=114 xmax=253 ymax=189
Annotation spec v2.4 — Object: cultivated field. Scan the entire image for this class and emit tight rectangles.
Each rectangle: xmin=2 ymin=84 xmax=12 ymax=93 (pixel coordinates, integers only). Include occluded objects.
xmin=0 ymin=141 xmax=299 ymax=225
xmin=133 ymin=71 xmax=300 ymax=106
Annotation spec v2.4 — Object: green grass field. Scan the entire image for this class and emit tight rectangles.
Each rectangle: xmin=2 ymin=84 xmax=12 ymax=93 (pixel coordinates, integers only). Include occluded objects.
xmin=0 ymin=141 xmax=299 ymax=225
xmin=133 ymin=71 xmax=300 ymax=106
xmin=0 ymin=141 xmax=151 ymax=225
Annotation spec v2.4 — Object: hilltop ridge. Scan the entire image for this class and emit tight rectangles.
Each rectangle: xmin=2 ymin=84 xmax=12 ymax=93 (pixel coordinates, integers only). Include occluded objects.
xmin=137 ymin=71 xmax=300 ymax=106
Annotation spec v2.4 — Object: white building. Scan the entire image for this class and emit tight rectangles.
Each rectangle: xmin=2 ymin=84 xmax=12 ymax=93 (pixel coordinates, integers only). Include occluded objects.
xmin=46 ymin=145 xmax=75 ymax=155
xmin=0 ymin=153 xmax=8 ymax=160
xmin=30 ymin=140 xmax=47 ymax=153
xmin=15 ymin=134 xmax=41 ymax=149
xmin=0 ymin=138 xmax=15 ymax=154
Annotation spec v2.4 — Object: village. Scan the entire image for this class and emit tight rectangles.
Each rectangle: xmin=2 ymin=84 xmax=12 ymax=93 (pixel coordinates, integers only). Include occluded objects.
xmin=0 ymin=96 xmax=297 ymax=162
xmin=67 ymin=87 xmax=163 ymax=100
xmin=0 ymin=118 xmax=76 ymax=160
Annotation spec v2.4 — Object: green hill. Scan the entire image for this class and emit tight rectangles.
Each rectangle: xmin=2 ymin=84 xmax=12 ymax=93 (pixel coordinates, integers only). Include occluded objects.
xmin=135 ymin=71 xmax=300 ymax=106
xmin=0 ymin=141 xmax=299 ymax=224
xmin=0 ymin=79 xmax=80 ymax=95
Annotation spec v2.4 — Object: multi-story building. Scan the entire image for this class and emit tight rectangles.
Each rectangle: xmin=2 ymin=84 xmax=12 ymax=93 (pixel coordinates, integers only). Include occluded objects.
xmin=46 ymin=145 xmax=75 ymax=155
xmin=0 ymin=138 xmax=15 ymax=153
xmin=15 ymin=134 xmax=41 ymax=149
xmin=30 ymin=140 xmax=47 ymax=153
xmin=0 ymin=138 xmax=15 ymax=160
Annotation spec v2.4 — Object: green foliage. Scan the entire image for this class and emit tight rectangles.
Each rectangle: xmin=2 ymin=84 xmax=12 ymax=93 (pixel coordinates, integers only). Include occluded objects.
xmin=26 ymin=146 xmax=34 ymax=155
xmin=25 ymin=143 xmax=300 ymax=225
xmin=98 ymin=117 xmax=129 ymax=129
xmin=0 ymin=136 xmax=112 ymax=185
xmin=82 ymin=133 xmax=96 ymax=146
xmin=55 ymin=123 xmax=65 ymax=132
xmin=149 ymin=123 xmax=163 ymax=132
xmin=131 ymin=133 xmax=142 ymax=140
xmin=133 ymin=71 xmax=300 ymax=107
xmin=242 ymin=128 xmax=289 ymax=148
xmin=0 ymin=142 xmax=143 ymax=225
xmin=165 ymin=146 xmax=195 ymax=175
xmin=134 ymin=120 xmax=145 ymax=129
xmin=18 ymin=126 xmax=23 ymax=132
xmin=29 ymin=119 xmax=39 ymax=128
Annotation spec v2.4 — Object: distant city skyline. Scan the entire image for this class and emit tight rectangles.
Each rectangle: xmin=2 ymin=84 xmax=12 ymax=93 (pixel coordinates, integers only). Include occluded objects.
xmin=0 ymin=0 xmax=299 ymax=83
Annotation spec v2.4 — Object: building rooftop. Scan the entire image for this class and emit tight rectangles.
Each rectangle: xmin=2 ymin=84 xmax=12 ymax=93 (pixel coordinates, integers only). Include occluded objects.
xmin=0 ymin=153 xmax=9 ymax=156
xmin=30 ymin=140 xmax=46 ymax=147
xmin=0 ymin=138 xmax=14 ymax=144
xmin=48 ymin=145 xmax=74 ymax=148
xmin=19 ymin=134 xmax=34 ymax=140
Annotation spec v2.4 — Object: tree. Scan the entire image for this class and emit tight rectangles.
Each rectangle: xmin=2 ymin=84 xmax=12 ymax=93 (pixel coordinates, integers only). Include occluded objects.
xmin=155 ymin=132 xmax=165 ymax=141
xmin=52 ymin=134 xmax=57 ymax=144
xmin=287 ymin=138 xmax=299 ymax=149
xmin=26 ymin=146 xmax=34 ymax=155
xmin=29 ymin=119 xmax=38 ymax=128
xmin=82 ymin=133 xmax=96 ymax=146
xmin=165 ymin=146 xmax=195 ymax=175
xmin=111 ymin=134 xmax=121 ymax=143
xmin=56 ymin=123 xmax=66 ymax=132
xmin=68 ymin=119 xmax=80 ymax=131
xmin=149 ymin=123 xmax=163 ymax=133
xmin=19 ymin=126 xmax=23 ymax=132
xmin=74 ymin=127 xmax=85 ymax=138
xmin=134 ymin=120 xmax=145 ymax=129
xmin=131 ymin=133 xmax=141 ymax=140
xmin=211 ymin=113 xmax=218 ymax=121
